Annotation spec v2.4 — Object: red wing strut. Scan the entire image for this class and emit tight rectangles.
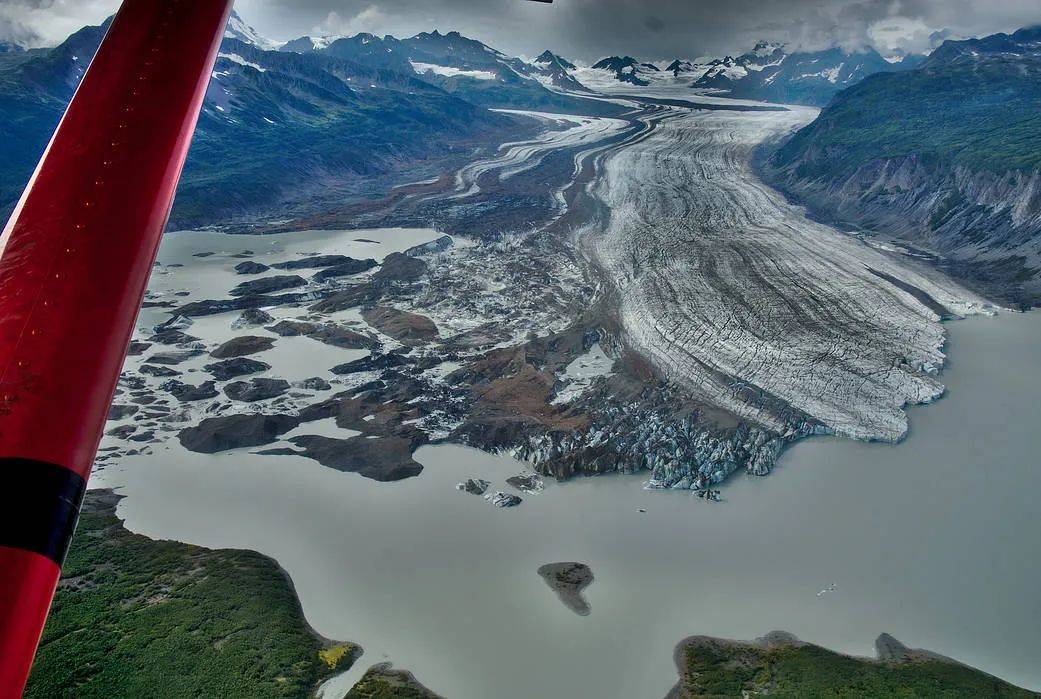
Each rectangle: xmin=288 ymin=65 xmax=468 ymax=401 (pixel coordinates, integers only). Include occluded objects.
xmin=0 ymin=0 xmax=561 ymax=694
xmin=0 ymin=1 xmax=234 ymax=694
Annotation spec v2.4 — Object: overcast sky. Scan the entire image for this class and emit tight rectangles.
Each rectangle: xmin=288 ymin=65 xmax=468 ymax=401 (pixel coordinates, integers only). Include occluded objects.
xmin=4 ymin=0 xmax=1041 ymax=61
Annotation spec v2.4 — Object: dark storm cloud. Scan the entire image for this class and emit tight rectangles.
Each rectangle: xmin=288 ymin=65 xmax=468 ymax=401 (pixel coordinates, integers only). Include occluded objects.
xmin=235 ymin=0 xmax=1041 ymax=60
xmin=6 ymin=0 xmax=1041 ymax=60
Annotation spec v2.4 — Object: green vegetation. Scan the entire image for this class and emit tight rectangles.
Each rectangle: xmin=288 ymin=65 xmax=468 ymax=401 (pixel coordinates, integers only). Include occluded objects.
xmin=319 ymin=644 xmax=358 ymax=670
xmin=671 ymin=636 xmax=1038 ymax=698
xmin=26 ymin=491 xmax=354 ymax=699
xmin=346 ymin=664 xmax=441 ymax=699
xmin=774 ymin=59 xmax=1041 ymax=179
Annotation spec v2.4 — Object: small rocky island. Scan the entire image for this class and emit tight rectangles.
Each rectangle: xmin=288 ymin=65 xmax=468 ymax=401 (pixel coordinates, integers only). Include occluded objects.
xmin=537 ymin=562 xmax=594 ymax=616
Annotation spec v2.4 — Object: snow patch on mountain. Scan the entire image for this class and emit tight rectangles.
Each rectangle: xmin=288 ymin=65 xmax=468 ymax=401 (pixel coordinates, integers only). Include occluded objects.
xmin=410 ymin=61 xmax=497 ymax=80
xmin=218 ymin=53 xmax=267 ymax=73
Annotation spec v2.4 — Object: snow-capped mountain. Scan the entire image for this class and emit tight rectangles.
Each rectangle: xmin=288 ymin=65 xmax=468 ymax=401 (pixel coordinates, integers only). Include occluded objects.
xmin=535 ymin=50 xmax=576 ymax=71
xmin=279 ymin=35 xmax=344 ymax=53
xmin=566 ymin=39 xmax=920 ymax=106
xmin=587 ymin=56 xmax=661 ymax=86
xmin=0 ymin=18 xmax=548 ymax=229
xmin=524 ymin=50 xmax=587 ymax=91
xmin=665 ymin=59 xmax=700 ymax=76
xmin=223 ymin=10 xmax=285 ymax=52
xmin=692 ymin=41 xmax=919 ymax=105
xmin=1 ymin=13 xmax=634 ymax=227
xmin=276 ymin=29 xmax=614 ymax=113
xmin=217 ymin=15 xmax=921 ymax=108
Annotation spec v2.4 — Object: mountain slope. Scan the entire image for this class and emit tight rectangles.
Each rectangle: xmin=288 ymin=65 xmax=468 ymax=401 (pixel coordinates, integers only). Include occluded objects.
xmin=180 ymin=38 xmax=515 ymax=226
xmin=765 ymin=27 xmax=1041 ymax=306
xmin=279 ymin=30 xmax=617 ymax=115
xmin=665 ymin=59 xmax=699 ymax=76
xmin=0 ymin=20 xmax=111 ymax=218
xmin=529 ymin=50 xmax=586 ymax=91
xmin=0 ymin=18 xmax=538 ymax=229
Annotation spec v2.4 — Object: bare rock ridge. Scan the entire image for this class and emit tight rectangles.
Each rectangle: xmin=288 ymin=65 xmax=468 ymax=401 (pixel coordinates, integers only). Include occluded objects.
xmin=178 ymin=414 xmax=302 ymax=453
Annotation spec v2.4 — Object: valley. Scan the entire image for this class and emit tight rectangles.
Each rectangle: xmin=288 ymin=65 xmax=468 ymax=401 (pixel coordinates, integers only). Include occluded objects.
xmin=81 ymin=79 xmax=1021 ymax=698
xmin=10 ymin=9 xmax=1041 ymax=698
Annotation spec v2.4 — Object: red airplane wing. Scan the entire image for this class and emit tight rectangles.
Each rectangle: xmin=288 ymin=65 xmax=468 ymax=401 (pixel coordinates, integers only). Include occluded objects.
xmin=0 ymin=1 xmax=234 ymax=694
xmin=0 ymin=0 xmax=561 ymax=693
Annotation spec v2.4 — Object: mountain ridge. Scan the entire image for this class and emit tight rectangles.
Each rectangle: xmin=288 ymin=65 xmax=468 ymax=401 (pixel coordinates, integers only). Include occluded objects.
xmin=0 ymin=17 xmax=538 ymax=229
xmin=765 ymin=27 xmax=1041 ymax=306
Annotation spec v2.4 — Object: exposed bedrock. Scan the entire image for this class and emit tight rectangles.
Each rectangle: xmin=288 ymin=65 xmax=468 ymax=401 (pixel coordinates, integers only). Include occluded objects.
xmin=230 ymin=274 xmax=307 ymax=297
xmin=223 ymin=378 xmax=291 ymax=402
xmin=210 ymin=335 xmax=276 ymax=358
xmin=204 ymin=357 xmax=271 ymax=381
xmin=764 ymin=154 xmax=1041 ymax=307
xmin=265 ymin=319 xmax=376 ymax=349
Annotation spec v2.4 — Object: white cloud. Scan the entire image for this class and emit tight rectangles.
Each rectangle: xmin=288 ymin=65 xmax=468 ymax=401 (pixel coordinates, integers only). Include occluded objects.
xmin=6 ymin=0 xmax=1041 ymax=60
xmin=0 ymin=0 xmax=118 ymax=47
xmin=867 ymin=16 xmax=934 ymax=54
xmin=316 ymin=6 xmax=391 ymax=37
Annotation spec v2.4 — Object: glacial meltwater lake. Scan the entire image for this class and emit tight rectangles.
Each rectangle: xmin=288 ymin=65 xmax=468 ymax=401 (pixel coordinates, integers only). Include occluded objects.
xmin=97 ymin=287 xmax=1041 ymax=696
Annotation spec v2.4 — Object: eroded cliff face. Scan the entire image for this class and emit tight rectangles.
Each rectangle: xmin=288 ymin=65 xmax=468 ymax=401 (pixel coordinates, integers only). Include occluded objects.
xmin=765 ymin=153 xmax=1041 ymax=308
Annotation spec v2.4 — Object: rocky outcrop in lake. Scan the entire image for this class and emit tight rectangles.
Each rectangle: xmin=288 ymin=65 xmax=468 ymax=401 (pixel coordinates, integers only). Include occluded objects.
xmin=538 ymin=562 xmax=594 ymax=616
xmin=178 ymin=414 xmax=302 ymax=453
xmin=210 ymin=335 xmax=276 ymax=358
xmin=204 ymin=357 xmax=271 ymax=381
xmin=261 ymin=434 xmax=425 ymax=481
xmin=224 ymin=378 xmax=291 ymax=402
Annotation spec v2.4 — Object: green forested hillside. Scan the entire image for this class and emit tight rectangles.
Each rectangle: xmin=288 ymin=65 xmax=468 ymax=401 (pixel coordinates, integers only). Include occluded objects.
xmin=25 ymin=491 xmax=355 ymax=698
xmin=773 ymin=27 xmax=1041 ymax=178
xmin=670 ymin=635 xmax=1038 ymax=698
